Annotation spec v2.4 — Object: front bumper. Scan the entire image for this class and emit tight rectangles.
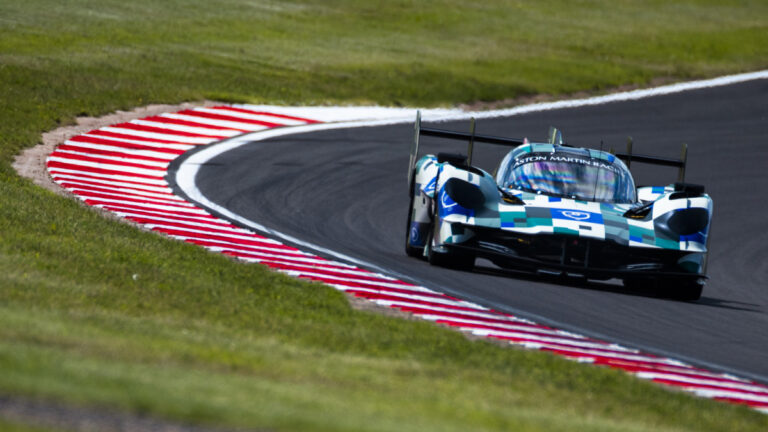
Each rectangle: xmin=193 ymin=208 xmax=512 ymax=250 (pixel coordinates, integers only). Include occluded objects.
xmin=445 ymin=224 xmax=707 ymax=282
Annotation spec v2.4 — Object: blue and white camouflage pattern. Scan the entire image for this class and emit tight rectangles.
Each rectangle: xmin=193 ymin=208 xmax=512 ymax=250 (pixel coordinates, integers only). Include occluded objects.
xmin=408 ymin=141 xmax=712 ymax=276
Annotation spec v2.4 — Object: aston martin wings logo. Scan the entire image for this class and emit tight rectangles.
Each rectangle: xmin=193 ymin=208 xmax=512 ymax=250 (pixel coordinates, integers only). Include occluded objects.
xmin=440 ymin=190 xmax=457 ymax=208
xmin=560 ymin=210 xmax=591 ymax=220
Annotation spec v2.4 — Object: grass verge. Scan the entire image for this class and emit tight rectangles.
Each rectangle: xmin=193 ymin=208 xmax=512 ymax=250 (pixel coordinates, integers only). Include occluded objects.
xmin=1 ymin=1 xmax=768 ymax=430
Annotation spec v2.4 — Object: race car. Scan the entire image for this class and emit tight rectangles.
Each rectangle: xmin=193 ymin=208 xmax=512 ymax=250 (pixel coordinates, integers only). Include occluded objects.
xmin=405 ymin=112 xmax=712 ymax=301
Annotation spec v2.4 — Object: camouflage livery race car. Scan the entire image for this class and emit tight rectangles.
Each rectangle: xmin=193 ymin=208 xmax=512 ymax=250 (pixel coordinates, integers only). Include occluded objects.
xmin=405 ymin=112 xmax=712 ymax=301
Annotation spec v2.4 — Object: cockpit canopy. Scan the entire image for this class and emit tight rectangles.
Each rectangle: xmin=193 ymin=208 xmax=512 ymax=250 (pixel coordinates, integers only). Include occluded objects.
xmin=497 ymin=147 xmax=636 ymax=204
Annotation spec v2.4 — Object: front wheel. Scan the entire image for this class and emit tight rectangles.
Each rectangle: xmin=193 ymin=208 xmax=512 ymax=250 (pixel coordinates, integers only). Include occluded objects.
xmin=622 ymin=277 xmax=703 ymax=301
xmin=405 ymin=194 xmax=424 ymax=258
xmin=664 ymin=280 xmax=703 ymax=301
xmin=426 ymin=217 xmax=474 ymax=271
xmin=427 ymin=242 xmax=475 ymax=271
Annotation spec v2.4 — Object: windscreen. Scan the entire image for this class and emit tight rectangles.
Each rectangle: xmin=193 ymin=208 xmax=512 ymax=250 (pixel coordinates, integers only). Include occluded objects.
xmin=503 ymin=153 xmax=636 ymax=203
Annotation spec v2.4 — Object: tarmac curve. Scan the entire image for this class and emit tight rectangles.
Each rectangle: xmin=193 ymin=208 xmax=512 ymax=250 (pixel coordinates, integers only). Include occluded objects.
xmin=192 ymin=78 xmax=768 ymax=384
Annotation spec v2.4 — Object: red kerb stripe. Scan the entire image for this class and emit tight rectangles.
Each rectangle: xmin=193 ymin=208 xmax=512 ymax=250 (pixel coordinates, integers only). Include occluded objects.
xmin=50 ymin=171 xmax=167 ymax=189
xmin=435 ymin=319 xmax=601 ymax=342
xmin=142 ymin=115 xmax=249 ymax=133
xmin=69 ymin=135 xmax=186 ymax=155
xmin=541 ymin=347 xmax=666 ymax=365
xmin=151 ymin=227 xmax=298 ymax=251
xmin=344 ymin=290 xmax=493 ymax=314
xmin=398 ymin=305 xmax=548 ymax=326
xmin=74 ymin=191 xmax=193 ymax=209
xmin=47 ymin=161 xmax=164 ymax=180
xmin=175 ymin=109 xmax=282 ymax=128
xmin=712 ymin=396 xmax=768 ymax=409
xmin=105 ymin=206 xmax=232 ymax=227
xmin=111 ymin=122 xmax=226 ymax=139
xmin=50 ymin=151 xmax=167 ymax=172
xmin=126 ymin=217 xmax=248 ymax=235
xmin=492 ymin=334 xmax=636 ymax=356
xmin=58 ymin=182 xmax=178 ymax=199
xmin=265 ymin=262 xmax=420 ymax=288
xmin=650 ymin=378 xmax=768 ymax=398
xmin=88 ymin=129 xmax=194 ymax=145
xmin=186 ymin=239 xmax=312 ymax=256
xmin=96 ymin=202 xmax=214 ymax=220
xmin=57 ymin=144 xmax=174 ymax=164
xmin=210 ymin=106 xmax=320 ymax=124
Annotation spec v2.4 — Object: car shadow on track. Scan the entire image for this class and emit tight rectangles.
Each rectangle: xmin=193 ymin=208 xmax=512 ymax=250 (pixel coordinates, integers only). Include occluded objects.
xmin=470 ymin=264 xmax=763 ymax=312
xmin=690 ymin=297 xmax=764 ymax=313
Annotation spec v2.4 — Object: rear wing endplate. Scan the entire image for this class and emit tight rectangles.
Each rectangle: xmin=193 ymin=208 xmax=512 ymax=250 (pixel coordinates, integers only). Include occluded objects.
xmin=408 ymin=110 xmax=524 ymax=186
xmin=615 ymin=138 xmax=688 ymax=182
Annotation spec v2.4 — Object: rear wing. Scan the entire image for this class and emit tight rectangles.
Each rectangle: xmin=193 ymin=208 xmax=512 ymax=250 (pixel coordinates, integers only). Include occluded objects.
xmin=408 ymin=111 xmax=690 ymax=185
xmin=408 ymin=111 xmax=524 ymax=186
xmin=614 ymin=138 xmax=688 ymax=182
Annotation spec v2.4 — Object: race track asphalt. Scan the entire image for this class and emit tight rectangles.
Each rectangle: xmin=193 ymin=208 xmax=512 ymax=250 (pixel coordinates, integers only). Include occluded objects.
xmin=193 ymin=79 xmax=768 ymax=382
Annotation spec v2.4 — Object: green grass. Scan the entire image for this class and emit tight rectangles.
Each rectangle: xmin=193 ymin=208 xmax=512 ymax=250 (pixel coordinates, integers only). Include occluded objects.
xmin=1 ymin=0 xmax=768 ymax=430
xmin=0 ymin=419 xmax=55 ymax=432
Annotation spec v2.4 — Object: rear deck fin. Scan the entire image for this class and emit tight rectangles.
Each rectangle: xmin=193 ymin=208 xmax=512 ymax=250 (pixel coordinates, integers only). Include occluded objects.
xmin=467 ymin=117 xmax=476 ymax=166
xmin=678 ymin=143 xmax=688 ymax=182
xmin=408 ymin=110 xmax=422 ymax=189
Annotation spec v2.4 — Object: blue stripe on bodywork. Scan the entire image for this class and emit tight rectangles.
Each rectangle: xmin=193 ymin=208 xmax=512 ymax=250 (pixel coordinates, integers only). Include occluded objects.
xmin=423 ymin=177 xmax=436 ymax=195
xmin=680 ymin=232 xmax=706 ymax=244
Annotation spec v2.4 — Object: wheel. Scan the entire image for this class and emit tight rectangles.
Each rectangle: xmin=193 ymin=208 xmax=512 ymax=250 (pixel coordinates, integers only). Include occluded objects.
xmin=622 ymin=277 xmax=650 ymax=292
xmin=426 ymin=201 xmax=474 ymax=271
xmin=427 ymin=240 xmax=475 ymax=270
xmin=666 ymin=280 xmax=703 ymax=301
xmin=405 ymin=193 xmax=424 ymax=258
xmin=623 ymin=277 xmax=703 ymax=301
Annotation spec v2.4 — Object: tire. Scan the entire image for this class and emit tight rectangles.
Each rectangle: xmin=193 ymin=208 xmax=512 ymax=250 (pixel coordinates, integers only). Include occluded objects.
xmin=622 ymin=277 xmax=650 ymax=292
xmin=666 ymin=280 xmax=703 ymax=301
xmin=623 ymin=277 xmax=703 ymax=301
xmin=405 ymin=193 xmax=424 ymax=258
xmin=426 ymin=201 xmax=474 ymax=271
xmin=427 ymin=241 xmax=475 ymax=270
